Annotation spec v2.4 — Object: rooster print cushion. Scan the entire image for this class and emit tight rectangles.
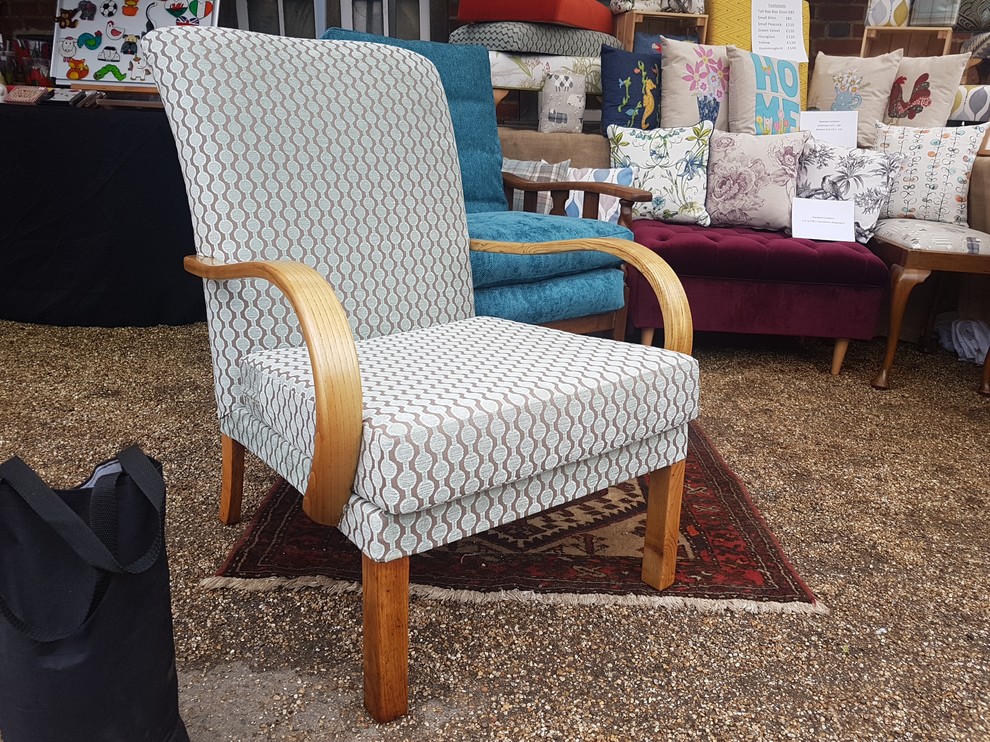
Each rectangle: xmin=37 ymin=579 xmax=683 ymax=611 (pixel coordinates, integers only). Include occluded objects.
xmin=883 ymin=53 xmax=971 ymax=128
xmin=875 ymin=122 xmax=987 ymax=225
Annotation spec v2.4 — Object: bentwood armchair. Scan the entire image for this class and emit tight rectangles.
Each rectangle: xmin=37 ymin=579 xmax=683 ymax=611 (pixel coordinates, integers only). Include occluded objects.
xmin=144 ymin=27 xmax=699 ymax=723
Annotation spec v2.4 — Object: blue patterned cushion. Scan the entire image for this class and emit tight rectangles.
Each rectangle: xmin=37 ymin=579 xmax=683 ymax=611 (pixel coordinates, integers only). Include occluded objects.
xmin=600 ymin=45 xmax=661 ymax=134
xmin=468 ymin=211 xmax=629 ymax=288
xmin=320 ymin=28 xmax=507 ymax=214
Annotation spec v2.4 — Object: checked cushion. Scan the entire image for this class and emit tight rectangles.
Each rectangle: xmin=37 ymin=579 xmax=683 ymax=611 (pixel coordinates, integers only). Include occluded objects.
xmin=238 ymin=315 xmax=699 ymax=516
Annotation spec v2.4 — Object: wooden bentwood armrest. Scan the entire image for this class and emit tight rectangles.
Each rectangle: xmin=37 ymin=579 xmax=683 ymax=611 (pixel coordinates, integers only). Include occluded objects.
xmin=184 ymin=255 xmax=363 ymax=527
xmin=471 ymin=237 xmax=694 ymax=356
xmin=502 ymin=172 xmax=653 ymax=228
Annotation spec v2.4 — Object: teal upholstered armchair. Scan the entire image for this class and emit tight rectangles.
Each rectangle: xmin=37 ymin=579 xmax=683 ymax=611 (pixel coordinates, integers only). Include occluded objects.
xmin=321 ymin=28 xmax=652 ymax=339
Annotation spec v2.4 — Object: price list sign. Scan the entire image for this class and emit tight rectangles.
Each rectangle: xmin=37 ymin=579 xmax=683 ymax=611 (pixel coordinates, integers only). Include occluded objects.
xmin=752 ymin=0 xmax=808 ymax=63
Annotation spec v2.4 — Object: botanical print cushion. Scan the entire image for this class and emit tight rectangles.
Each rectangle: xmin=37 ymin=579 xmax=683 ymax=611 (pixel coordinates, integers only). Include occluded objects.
xmin=865 ymin=0 xmax=912 ymax=25
xmin=502 ymin=157 xmax=572 ymax=214
xmin=806 ymin=50 xmax=903 ymax=148
xmin=884 ymin=54 xmax=971 ymax=128
xmin=727 ymin=48 xmax=801 ymax=136
xmin=600 ymin=46 xmax=661 ymax=133
xmin=797 ymin=138 xmax=902 ymax=243
xmin=706 ymin=130 xmax=810 ymax=231
xmin=607 ymin=122 xmax=714 ymax=225
xmin=659 ymin=38 xmax=730 ymax=132
xmin=539 ymin=73 xmax=587 ymax=134
xmin=564 ymin=166 xmax=636 ymax=223
xmin=611 ymin=0 xmax=706 ymax=13
xmin=874 ymin=122 xmax=987 ymax=225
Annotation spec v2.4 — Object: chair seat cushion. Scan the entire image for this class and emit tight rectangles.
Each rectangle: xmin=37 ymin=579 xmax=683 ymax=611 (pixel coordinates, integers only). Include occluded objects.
xmin=474 ymin=267 xmax=625 ymax=324
xmin=468 ymin=211 xmax=630 ymax=287
xmin=238 ymin=316 xmax=698 ymax=516
xmin=457 ymin=0 xmax=616 ymax=35
xmin=630 ymin=221 xmax=889 ymax=286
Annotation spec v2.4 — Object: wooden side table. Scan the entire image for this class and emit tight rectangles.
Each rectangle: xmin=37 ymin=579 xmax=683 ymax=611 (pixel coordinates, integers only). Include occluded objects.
xmin=869 ymin=235 xmax=990 ymax=391
xmin=614 ymin=10 xmax=709 ymax=50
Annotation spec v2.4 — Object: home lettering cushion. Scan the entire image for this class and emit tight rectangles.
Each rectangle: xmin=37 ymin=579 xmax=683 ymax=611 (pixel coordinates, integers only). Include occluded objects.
xmin=539 ymin=73 xmax=586 ymax=134
xmin=806 ymin=50 xmax=903 ymax=148
xmin=600 ymin=46 xmax=661 ymax=133
xmin=502 ymin=157 xmax=572 ymax=214
xmin=607 ymin=122 xmax=714 ymax=225
xmin=449 ymin=21 xmax=622 ymax=56
xmin=727 ymin=48 xmax=801 ymax=135
xmin=564 ymin=166 xmax=636 ymax=223
xmin=457 ymin=0 xmax=615 ymax=35
xmin=659 ymin=38 xmax=731 ymax=131
xmin=797 ymin=138 xmax=902 ymax=243
xmin=706 ymin=130 xmax=810 ymax=231
xmin=875 ymin=122 xmax=987 ymax=224
xmin=884 ymin=53 xmax=971 ymax=127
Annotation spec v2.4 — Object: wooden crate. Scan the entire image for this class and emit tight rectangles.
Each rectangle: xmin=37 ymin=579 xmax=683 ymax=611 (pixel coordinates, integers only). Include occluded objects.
xmin=861 ymin=26 xmax=953 ymax=57
xmin=613 ymin=11 xmax=708 ymax=51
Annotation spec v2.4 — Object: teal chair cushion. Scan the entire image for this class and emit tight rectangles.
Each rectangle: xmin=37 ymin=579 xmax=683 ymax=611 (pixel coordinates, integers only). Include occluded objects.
xmin=320 ymin=28 xmax=507 ymax=214
xmin=468 ymin=211 xmax=629 ymax=289
xmin=474 ymin=268 xmax=626 ymax=325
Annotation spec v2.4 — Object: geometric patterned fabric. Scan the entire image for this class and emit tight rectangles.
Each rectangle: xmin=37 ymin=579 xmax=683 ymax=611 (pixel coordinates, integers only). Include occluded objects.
xmin=950 ymin=84 xmax=990 ymax=122
xmin=449 ymin=21 xmax=622 ymax=56
xmin=142 ymin=28 xmax=476 ymax=424
xmin=238 ymin=315 xmax=700 ymax=516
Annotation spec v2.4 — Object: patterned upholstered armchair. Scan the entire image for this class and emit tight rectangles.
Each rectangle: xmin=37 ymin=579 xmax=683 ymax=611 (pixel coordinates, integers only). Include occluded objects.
xmin=144 ymin=27 xmax=699 ymax=722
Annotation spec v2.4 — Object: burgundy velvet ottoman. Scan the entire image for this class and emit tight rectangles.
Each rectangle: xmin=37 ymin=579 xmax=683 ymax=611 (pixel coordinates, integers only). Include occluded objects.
xmin=628 ymin=222 xmax=890 ymax=374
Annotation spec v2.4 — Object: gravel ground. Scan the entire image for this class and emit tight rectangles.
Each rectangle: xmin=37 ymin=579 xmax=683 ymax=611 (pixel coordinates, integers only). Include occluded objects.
xmin=1 ymin=320 xmax=987 ymax=741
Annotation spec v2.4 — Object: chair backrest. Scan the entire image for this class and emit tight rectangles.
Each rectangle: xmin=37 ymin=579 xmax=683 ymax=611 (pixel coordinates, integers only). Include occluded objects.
xmin=321 ymin=28 xmax=508 ymax=214
xmin=143 ymin=27 xmax=475 ymax=418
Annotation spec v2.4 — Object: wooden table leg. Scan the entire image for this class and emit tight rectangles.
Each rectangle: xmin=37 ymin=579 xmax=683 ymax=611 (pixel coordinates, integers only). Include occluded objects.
xmin=872 ymin=264 xmax=931 ymax=390
xmin=981 ymin=347 xmax=990 ymax=396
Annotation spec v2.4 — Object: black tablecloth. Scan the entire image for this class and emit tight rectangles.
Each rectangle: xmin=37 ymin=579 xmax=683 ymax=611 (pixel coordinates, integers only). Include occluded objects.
xmin=1 ymin=105 xmax=206 ymax=326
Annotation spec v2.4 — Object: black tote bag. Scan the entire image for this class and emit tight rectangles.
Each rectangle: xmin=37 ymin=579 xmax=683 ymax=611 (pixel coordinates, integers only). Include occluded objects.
xmin=0 ymin=445 xmax=189 ymax=742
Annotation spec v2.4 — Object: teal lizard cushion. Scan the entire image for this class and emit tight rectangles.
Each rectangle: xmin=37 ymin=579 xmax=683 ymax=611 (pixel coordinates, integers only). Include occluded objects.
xmin=320 ymin=28 xmax=507 ymax=214
xmin=467 ymin=211 xmax=630 ymax=288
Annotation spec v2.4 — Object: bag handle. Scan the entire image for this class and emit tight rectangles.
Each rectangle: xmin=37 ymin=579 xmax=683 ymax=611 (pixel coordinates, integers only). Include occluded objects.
xmin=0 ymin=445 xmax=165 ymax=574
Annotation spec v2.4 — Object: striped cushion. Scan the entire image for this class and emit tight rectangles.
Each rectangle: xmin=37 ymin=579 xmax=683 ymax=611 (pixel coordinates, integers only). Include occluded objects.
xmin=451 ymin=21 xmax=621 ymax=56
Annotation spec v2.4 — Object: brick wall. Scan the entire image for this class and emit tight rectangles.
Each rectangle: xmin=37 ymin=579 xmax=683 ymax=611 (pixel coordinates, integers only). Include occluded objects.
xmin=1 ymin=0 xmax=52 ymax=40
xmin=811 ymin=0 xmax=871 ymax=58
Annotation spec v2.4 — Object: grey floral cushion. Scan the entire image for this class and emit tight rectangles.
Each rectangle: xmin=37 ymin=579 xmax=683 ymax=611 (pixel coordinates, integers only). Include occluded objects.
xmin=450 ymin=21 xmax=622 ymax=57
xmin=237 ymin=315 xmax=700 ymax=516
xmin=797 ymin=139 xmax=902 ymax=243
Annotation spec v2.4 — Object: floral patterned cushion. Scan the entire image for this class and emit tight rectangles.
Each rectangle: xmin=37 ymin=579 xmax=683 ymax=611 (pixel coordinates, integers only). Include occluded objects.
xmin=806 ymin=51 xmax=903 ymax=148
xmin=659 ymin=38 xmax=731 ymax=132
xmin=610 ymin=0 xmax=706 ymax=13
xmin=564 ymin=166 xmax=636 ymax=223
xmin=797 ymin=139 xmax=902 ymax=243
xmin=875 ymin=122 xmax=987 ymax=225
xmin=706 ymin=130 xmax=810 ymax=231
xmin=883 ymin=53 xmax=971 ymax=128
xmin=607 ymin=122 xmax=713 ymax=225
xmin=600 ymin=46 xmax=662 ymax=133
xmin=727 ymin=49 xmax=802 ymax=136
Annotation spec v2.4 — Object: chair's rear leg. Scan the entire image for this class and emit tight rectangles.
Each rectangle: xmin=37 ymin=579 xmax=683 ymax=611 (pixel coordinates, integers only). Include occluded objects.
xmin=363 ymin=554 xmax=409 ymax=723
xmin=641 ymin=460 xmax=686 ymax=591
xmin=220 ymin=434 xmax=245 ymax=525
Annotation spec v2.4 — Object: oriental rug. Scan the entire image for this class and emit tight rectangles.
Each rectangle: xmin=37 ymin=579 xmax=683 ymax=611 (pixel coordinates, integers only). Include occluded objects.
xmin=204 ymin=423 xmax=825 ymax=614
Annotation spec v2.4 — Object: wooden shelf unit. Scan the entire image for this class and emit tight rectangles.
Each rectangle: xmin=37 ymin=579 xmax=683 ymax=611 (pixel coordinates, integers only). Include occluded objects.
xmin=860 ymin=25 xmax=953 ymax=57
xmin=614 ymin=11 xmax=709 ymax=51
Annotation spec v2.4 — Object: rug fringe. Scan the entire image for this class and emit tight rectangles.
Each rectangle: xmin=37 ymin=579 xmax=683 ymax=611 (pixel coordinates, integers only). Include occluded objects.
xmin=199 ymin=576 xmax=829 ymax=616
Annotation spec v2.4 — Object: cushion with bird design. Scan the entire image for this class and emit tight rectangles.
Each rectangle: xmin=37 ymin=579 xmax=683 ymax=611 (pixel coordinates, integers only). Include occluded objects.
xmin=600 ymin=45 xmax=661 ymax=134
xmin=882 ymin=53 xmax=971 ymax=128
xmin=806 ymin=50 xmax=903 ymax=149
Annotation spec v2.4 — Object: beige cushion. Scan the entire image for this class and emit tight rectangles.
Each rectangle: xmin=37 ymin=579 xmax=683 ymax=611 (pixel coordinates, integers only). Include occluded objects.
xmin=876 ymin=122 xmax=987 ymax=225
xmin=727 ymin=48 xmax=802 ymax=136
xmin=883 ymin=53 xmax=971 ymax=128
xmin=807 ymin=50 xmax=903 ymax=148
xmin=706 ymin=130 xmax=810 ymax=231
xmin=659 ymin=38 xmax=731 ymax=131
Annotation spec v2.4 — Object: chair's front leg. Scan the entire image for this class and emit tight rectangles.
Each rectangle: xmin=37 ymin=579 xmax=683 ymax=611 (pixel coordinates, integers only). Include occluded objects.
xmin=641 ymin=460 xmax=686 ymax=591
xmin=220 ymin=435 xmax=245 ymax=525
xmin=363 ymin=554 xmax=410 ymax=722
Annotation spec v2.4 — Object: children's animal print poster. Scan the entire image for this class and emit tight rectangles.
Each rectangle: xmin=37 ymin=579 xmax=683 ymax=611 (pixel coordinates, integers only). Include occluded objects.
xmin=50 ymin=0 xmax=218 ymax=87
